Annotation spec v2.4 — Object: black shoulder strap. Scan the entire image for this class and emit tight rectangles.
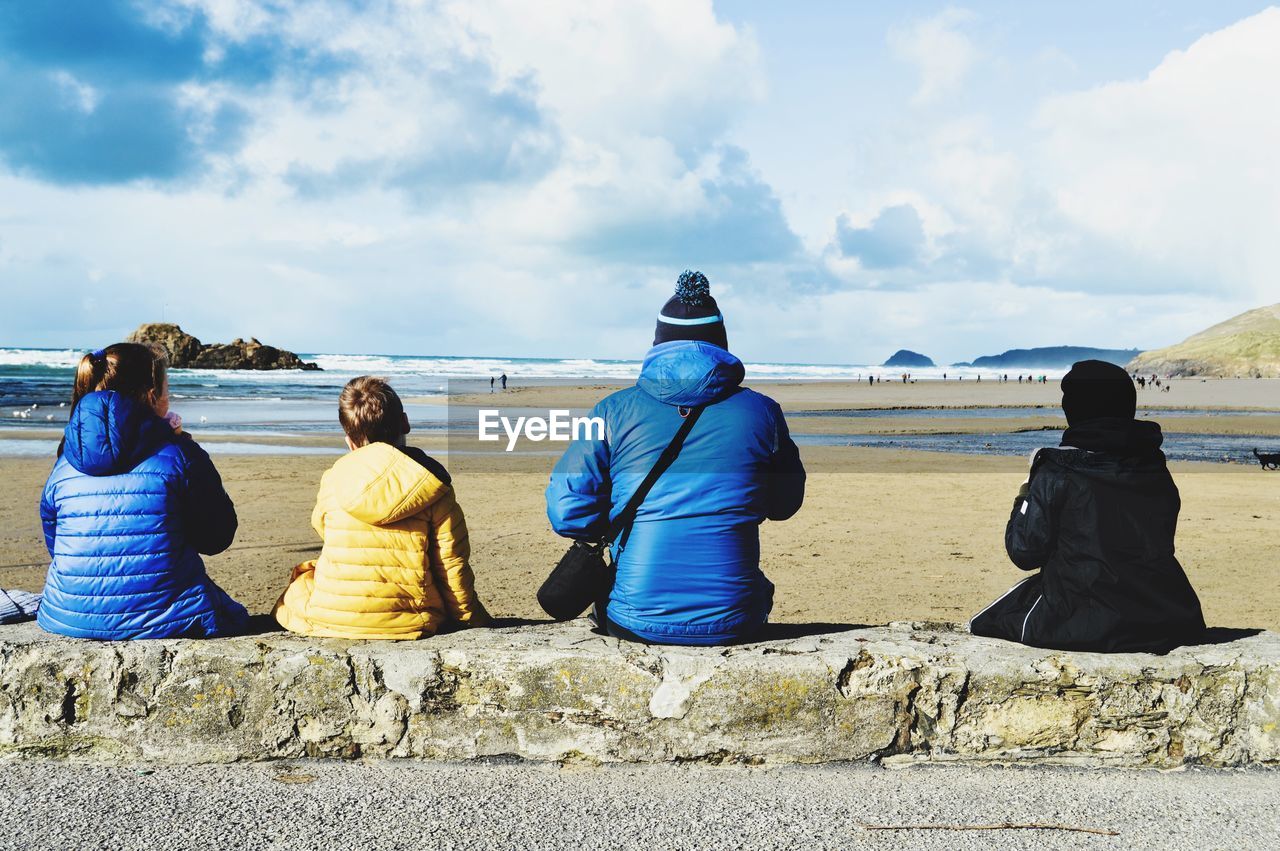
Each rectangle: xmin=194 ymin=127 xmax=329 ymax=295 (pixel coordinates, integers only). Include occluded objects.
xmin=605 ymin=405 xmax=703 ymax=547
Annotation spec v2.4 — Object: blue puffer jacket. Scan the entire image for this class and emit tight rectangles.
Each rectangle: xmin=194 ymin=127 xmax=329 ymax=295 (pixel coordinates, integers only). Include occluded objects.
xmin=38 ymin=391 xmax=248 ymax=640
xmin=546 ymin=341 xmax=805 ymax=645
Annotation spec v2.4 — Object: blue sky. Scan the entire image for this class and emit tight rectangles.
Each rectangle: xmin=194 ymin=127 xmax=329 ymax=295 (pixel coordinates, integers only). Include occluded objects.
xmin=1 ymin=1 xmax=1277 ymax=365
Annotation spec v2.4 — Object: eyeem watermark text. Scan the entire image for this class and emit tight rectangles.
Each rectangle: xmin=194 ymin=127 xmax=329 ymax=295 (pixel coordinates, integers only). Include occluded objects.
xmin=478 ymin=409 xmax=605 ymax=451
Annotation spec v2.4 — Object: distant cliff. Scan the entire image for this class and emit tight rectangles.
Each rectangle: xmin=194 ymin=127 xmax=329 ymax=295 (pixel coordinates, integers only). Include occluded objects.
xmin=883 ymin=349 xmax=935 ymax=368
xmin=126 ymin=324 xmax=320 ymax=371
xmin=962 ymin=346 xmax=1142 ymax=369
xmin=1128 ymin=304 xmax=1280 ymax=378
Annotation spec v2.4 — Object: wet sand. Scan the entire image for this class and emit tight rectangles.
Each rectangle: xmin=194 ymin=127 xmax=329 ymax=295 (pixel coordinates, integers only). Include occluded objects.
xmin=2 ymin=442 xmax=1276 ymax=632
xmin=445 ymin=376 xmax=1280 ymax=413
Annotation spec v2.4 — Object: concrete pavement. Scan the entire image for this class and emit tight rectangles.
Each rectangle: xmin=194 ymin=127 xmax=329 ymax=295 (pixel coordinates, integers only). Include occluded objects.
xmin=1 ymin=760 xmax=1276 ymax=851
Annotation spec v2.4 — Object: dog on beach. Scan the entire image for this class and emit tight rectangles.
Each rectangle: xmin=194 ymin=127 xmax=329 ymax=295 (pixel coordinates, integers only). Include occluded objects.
xmin=1253 ymin=449 xmax=1280 ymax=470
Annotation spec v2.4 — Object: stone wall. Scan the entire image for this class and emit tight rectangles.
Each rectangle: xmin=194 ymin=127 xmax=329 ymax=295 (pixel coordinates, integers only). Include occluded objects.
xmin=1 ymin=621 xmax=1276 ymax=767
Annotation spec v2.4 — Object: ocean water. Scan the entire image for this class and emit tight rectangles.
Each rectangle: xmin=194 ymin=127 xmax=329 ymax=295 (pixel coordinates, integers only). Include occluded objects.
xmin=1 ymin=347 xmax=1270 ymax=463
xmin=787 ymin=406 xmax=1280 ymax=419
xmin=797 ymin=431 xmax=1275 ymax=464
xmin=0 ymin=438 xmax=344 ymax=457
xmin=0 ymin=347 xmax=869 ymax=439
xmin=0 ymin=346 xmax=1065 ymax=431
xmin=0 ymin=347 xmax=1057 ymax=399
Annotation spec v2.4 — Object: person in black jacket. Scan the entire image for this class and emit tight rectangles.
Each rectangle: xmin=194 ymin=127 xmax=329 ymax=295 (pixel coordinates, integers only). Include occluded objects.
xmin=969 ymin=360 xmax=1205 ymax=653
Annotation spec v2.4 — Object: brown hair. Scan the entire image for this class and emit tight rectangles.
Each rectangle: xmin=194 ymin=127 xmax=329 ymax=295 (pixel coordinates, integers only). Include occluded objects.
xmin=338 ymin=376 xmax=406 ymax=446
xmin=72 ymin=343 xmax=168 ymax=411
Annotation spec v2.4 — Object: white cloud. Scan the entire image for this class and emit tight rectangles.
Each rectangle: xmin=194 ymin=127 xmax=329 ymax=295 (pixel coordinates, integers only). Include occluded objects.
xmin=889 ymin=8 xmax=978 ymax=104
xmin=2 ymin=2 xmax=1275 ymax=364
xmin=830 ymin=9 xmax=1280 ymax=302
xmin=724 ymin=279 xmax=1239 ymax=365
xmin=1036 ymin=7 xmax=1280 ymax=301
xmin=445 ymin=0 xmax=760 ymax=149
xmin=50 ymin=71 xmax=99 ymax=114
xmin=0 ymin=0 xmax=791 ymax=357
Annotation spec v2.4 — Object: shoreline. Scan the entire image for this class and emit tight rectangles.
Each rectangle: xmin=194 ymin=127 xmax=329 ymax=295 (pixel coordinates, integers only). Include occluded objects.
xmin=8 ymin=377 xmax=1280 ymax=461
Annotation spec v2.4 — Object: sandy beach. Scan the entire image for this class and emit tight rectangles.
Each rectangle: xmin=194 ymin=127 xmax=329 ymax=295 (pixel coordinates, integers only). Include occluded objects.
xmin=3 ymin=378 xmax=1279 ymax=633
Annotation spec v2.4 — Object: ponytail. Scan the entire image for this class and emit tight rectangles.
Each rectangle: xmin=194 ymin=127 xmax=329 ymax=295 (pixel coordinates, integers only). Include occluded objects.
xmin=70 ymin=343 xmax=168 ymax=411
xmin=72 ymin=350 xmax=108 ymax=410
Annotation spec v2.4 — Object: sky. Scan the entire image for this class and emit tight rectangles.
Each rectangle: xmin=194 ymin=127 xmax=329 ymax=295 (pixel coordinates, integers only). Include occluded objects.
xmin=1 ymin=0 xmax=1278 ymax=365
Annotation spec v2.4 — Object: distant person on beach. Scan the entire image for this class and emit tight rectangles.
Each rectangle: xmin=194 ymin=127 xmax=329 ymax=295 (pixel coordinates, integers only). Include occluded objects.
xmin=274 ymin=377 xmax=490 ymax=639
xmin=868 ymin=376 xmax=874 ymax=387
xmin=546 ymin=271 xmax=805 ymax=645
xmin=500 ymin=372 xmax=508 ymax=390
xmin=969 ymin=360 xmax=1205 ymax=653
xmin=37 ymin=343 xmax=248 ymax=639
xmin=490 ymin=376 xmax=495 ymax=392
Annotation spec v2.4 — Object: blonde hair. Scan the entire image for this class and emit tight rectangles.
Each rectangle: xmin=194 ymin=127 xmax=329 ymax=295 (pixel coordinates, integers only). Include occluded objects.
xmin=338 ymin=376 xmax=405 ymax=446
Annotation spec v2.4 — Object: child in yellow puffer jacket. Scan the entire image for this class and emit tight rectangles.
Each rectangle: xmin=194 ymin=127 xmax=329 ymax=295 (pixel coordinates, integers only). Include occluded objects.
xmin=274 ymin=376 xmax=490 ymax=639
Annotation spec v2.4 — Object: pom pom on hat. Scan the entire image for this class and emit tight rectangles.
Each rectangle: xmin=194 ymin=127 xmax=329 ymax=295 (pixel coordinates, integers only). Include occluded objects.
xmin=654 ymin=270 xmax=727 ymax=349
xmin=674 ymin=270 xmax=711 ymax=305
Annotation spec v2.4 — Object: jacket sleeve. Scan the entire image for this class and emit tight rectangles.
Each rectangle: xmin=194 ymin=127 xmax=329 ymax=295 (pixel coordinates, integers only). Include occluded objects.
xmin=177 ymin=437 xmax=238 ymax=556
xmin=765 ymin=404 xmax=806 ymax=521
xmin=1005 ymin=453 xmax=1064 ymax=571
xmin=310 ymin=482 xmax=327 ymax=540
xmin=545 ymin=402 xmax=613 ymax=540
xmin=40 ymin=476 xmax=57 ymax=557
xmin=426 ymin=487 xmax=490 ymax=627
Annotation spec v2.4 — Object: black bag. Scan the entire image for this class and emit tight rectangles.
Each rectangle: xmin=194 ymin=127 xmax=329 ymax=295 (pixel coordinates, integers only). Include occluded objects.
xmin=537 ymin=405 xmax=703 ymax=621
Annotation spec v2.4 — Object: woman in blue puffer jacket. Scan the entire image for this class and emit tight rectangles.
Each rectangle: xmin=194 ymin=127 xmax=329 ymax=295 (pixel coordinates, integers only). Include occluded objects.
xmin=546 ymin=272 xmax=806 ymax=645
xmin=38 ymin=343 xmax=248 ymax=640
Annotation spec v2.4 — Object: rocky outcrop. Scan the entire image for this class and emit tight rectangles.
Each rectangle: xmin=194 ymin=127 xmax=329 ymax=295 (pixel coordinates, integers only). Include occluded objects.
xmin=126 ymin=324 xmax=320 ymax=371
xmin=1 ymin=620 xmax=1276 ymax=767
xmin=883 ymin=350 xmax=935 ymax=368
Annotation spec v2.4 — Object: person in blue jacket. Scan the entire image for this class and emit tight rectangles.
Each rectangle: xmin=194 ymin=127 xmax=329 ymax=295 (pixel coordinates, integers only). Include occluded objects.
xmin=545 ymin=271 xmax=806 ymax=645
xmin=38 ymin=343 xmax=248 ymax=640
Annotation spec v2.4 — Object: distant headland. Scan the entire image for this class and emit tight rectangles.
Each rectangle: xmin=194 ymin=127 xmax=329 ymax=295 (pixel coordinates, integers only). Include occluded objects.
xmin=1129 ymin=303 xmax=1280 ymax=378
xmin=955 ymin=346 xmax=1142 ymax=370
xmin=126 ymin=323 xmax=321 ymax=371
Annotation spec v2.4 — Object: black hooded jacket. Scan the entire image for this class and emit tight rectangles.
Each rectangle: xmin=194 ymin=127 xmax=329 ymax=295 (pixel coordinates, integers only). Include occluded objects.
xmin=975 ymin=418 xmax=1205 ymax=653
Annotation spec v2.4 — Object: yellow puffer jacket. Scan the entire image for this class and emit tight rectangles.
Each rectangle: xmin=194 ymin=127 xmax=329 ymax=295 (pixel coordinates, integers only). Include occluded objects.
xmin=274 ymin=442 xmax=489 ymax=639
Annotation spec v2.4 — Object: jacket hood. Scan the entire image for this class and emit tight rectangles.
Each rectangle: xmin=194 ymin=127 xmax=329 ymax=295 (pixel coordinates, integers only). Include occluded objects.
xmin=1061 ymin=417 xmax=1164 ymax=457
xmin=62 ymin=391 xmax=173 ymax=476
xmin=328 ymin=442 xmax=448 ymax=526
xmin=636 ymin=341 xmax=745 ymax=407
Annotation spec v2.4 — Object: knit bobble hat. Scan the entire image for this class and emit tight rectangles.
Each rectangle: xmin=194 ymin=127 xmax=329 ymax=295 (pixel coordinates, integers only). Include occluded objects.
xmin=653 ymin=270 xmax=728 ymax=349
xmin=1061 ymin=360 xmax=1137 ymax=425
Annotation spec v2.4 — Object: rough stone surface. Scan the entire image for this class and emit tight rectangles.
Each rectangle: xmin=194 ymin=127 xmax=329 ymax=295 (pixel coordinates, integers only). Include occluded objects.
xmin=126 ymin=323 xmax=320 ymax=370
xmin=1 ymin=620 xmax=1276 ymax=767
